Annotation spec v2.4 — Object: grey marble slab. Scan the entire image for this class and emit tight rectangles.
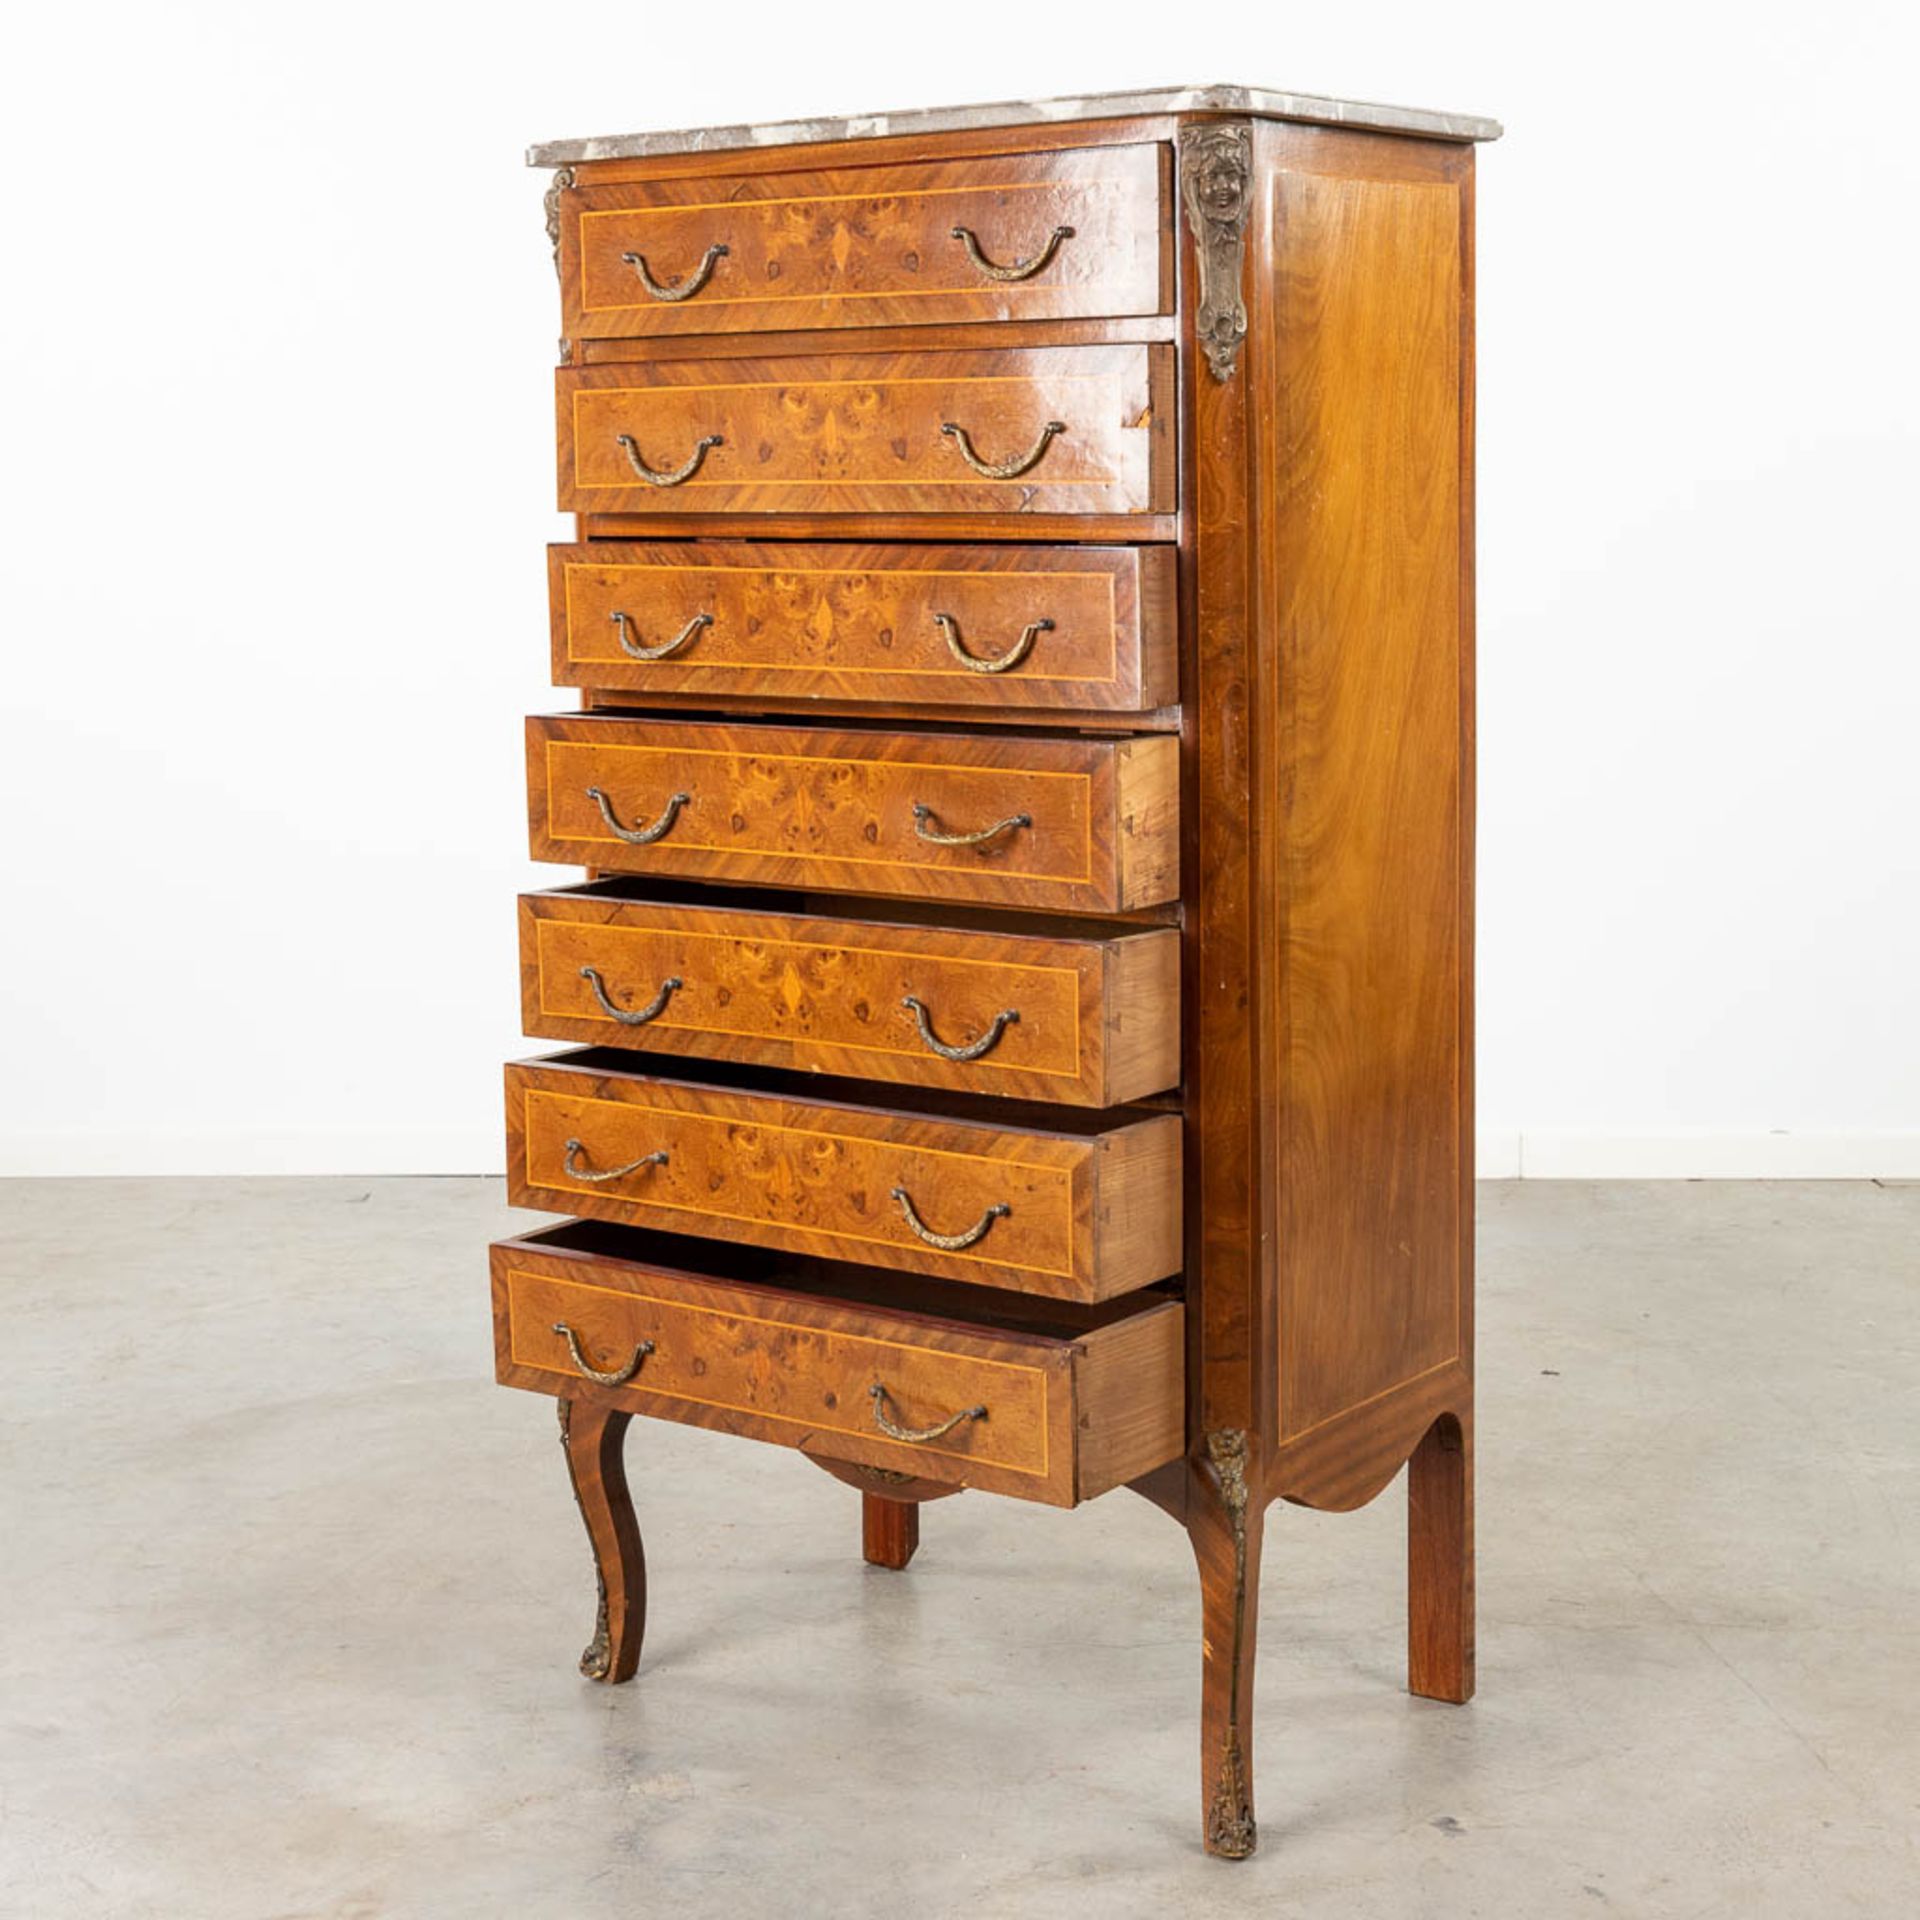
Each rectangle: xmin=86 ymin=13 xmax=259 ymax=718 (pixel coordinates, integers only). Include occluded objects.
xmin=527 ymin=82 xmax=1502 ymax=168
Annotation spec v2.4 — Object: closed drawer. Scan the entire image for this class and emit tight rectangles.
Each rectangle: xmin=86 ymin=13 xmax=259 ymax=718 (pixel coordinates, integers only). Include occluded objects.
xmin=520 ymin=884 xmax=1181 ymax=1107
xmin=491 ymin=1222 xmax=1185 ymax=1506
xmin=556 ymin=346 xmax=1172 ymax=517
xmin=549 ymin=541 xmax=1176 ymax=711
xmin=557 ymin=144 xmax=1168 ymax=341
xmin=527 ymin=714 xmax=1179 ymax=913
xmin=504 ymin=1050 xmax=1183 ymax=1302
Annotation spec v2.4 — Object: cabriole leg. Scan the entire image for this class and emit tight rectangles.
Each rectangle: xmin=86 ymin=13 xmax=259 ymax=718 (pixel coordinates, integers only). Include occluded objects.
xmin=557 ymin=1398 xmax=645 ymax=1684
xmin=1408 ymin=1407 xmax=1475 ymax=1703
xmin=1191 ymin=1430 xmax=1263 ymax=1859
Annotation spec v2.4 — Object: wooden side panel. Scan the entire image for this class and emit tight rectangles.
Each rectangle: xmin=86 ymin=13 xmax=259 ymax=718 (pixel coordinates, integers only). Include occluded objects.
xmin=1261 ymin=131 xmax=1472 ymax=1444
xmin=555 ymin=346 xmax=1174 ymax=517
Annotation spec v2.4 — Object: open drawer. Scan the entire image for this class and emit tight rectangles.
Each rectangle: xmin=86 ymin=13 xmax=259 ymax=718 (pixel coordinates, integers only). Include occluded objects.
xmin=491 ymin=1221 xmax=1185 ymax=1506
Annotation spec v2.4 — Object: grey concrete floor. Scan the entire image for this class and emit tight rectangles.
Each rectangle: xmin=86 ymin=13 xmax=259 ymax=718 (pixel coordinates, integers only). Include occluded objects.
xmin=1 ymin=1178 xmax=1915 ymax=1918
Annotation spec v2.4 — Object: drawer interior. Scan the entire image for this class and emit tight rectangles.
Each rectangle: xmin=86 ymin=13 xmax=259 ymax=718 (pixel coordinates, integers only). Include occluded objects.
xmin=541 ymin=876 xmax=1177 ymax=942
xmin=521 ymin=1045 xmax=1172 ymax=1136
xmin=503 ymin=1218 xmax=1179 ymax=1333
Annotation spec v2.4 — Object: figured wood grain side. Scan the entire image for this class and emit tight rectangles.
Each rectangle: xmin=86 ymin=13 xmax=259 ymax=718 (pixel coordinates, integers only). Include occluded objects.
xmin=1260 ymin=129 xmax=1472 ymax=1443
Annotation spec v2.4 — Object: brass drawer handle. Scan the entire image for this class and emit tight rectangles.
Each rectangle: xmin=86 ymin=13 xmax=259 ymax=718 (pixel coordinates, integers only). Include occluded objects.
xmin=563 ymin=1138 xmax=669 ymax=1183
xmin=620 ymin=241 xmax=728 ymax=302
xmin=586 ymin=786 xmax=691 ymax=845
xmin=552 ymin=1321 xmax=654 ymax=1387
xmin=933 ymin=612 xmax=1051 ymax=675
xmin=940 ymin=419 xmax=1066 ymax=481
xmin=911 ymin=801 xmax=1030 ymax=850
xmin=581 ymin=967 xmax=682 ymax=1027
xmin=611 ymin=610 xmax=712 ymax=661
xmin=949 ymin=222 xmax=1074 ymax=283
xmin=615 ymin=432 xmax=723 ymax=487
xmin=891 ymin=1186 xmax=1009 ymax=1252
xmin=901 ymin=995 xmax=1019 ymax=1063
xmin=869 ymin=1381 xmax=987 ymax=1445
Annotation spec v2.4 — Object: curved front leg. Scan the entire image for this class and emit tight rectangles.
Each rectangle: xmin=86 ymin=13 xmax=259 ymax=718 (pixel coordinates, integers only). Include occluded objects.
xmin=1190 ymin=1430 xmax=1264 ymax=1859
xmin=556 ymin=1398 xmax=645 ymax=1684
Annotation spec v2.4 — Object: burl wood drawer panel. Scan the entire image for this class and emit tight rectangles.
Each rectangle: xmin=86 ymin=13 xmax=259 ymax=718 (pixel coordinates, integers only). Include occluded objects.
xmin=504 ymin=1051 xmax=1183 ymax=1302
xmin=548 ymin=542 xmax=1177 ymax=711
xmin=520 ymin=884 xmax=1181 ymax=1106
xmin=555 ymin=346 xmax=1172 ymax=517
xmin=526 ymin=714 xmax=1179 ymax=913
xmin=557 ymin=144 xmax=1168 ymax=340
xmin=491 ymin=1222 xmax=1185 ymax=1506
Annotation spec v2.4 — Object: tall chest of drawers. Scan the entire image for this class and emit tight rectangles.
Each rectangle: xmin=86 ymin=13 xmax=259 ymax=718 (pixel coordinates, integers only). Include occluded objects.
xmin=501 ymin=83 xmax=1499 ymax=1859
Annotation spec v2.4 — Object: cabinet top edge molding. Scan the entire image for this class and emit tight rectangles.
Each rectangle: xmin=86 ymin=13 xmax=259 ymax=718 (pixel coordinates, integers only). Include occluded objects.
xmin=527 ymin=82 xmax=1503 ymax=168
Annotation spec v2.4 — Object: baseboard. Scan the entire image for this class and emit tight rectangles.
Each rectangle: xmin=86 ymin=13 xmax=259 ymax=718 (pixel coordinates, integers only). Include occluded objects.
xmin=0 ymin=1130 xmax=502 ymax=1178
xmin=1476 ymin=1130 xmax=1523 ymax=1178
xmin=5 ymin=1128 xmax=1916 ymax=1181
xmin=1481 ymin=1130 xmax=1920 ymax=1180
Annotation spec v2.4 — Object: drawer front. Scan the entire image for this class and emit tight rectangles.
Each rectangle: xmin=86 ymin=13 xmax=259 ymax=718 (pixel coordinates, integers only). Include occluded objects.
xmin=559 ymin=144 xmax=1168 ymax=340
xmin=490 ymin=1226 xmax=1187 ymax=1506
xmin=520 ymin=889 xmax=1181 ymax=1106
xmin=555 ymin=346 xmax=1172 ymax=517
xmin=549 ymin=542 xmax=1176 ymax=711
xmin=527 ymin=714 xmax=1179 ymax=913
xmin=504 ymin=1055 xmax=1183 ymax=1302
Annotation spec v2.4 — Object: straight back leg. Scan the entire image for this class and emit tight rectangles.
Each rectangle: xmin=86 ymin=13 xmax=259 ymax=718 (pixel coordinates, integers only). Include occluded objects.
xmin=1407 ymin=1407 xmax=1474 ymax=1703
xmin=862 ymin=1491 xmax=920 ymax=1569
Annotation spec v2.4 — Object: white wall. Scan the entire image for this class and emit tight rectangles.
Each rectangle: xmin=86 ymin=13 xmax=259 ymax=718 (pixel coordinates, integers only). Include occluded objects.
xmin=2 ymin=2 xmax=1915 ymax=1176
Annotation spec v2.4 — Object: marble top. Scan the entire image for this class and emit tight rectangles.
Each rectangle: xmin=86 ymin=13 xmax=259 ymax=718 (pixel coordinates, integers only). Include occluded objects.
xmin=527 ymin=83 xmax=1502 ymax=168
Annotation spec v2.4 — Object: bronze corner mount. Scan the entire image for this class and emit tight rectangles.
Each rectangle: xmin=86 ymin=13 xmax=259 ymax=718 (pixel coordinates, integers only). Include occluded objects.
xmin=555 ymin=1398 xmax=615 ymax=1679
xmin=1206 ymin=1426 xmax=1252 ymax=1526
xmin=544 ymin=165 xmax=576 ymax=280
xmin=1179 ymin=123 xmax=1253 ymax=383
xmin=1203 ymin=1426 xmax=1258 ymax=1857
